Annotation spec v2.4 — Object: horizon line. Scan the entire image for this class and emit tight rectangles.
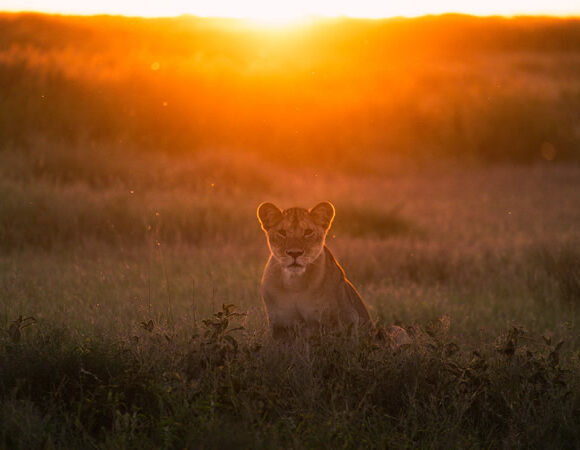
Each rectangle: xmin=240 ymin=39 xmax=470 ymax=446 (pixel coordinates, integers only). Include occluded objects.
xmin=2 ymin=9 xmax=580 ymax=21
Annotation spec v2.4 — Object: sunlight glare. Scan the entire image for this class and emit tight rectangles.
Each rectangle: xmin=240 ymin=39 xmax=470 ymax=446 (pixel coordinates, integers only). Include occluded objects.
xmin=1 ymin=0 xmax=579 ymax=20
xmin=240 ymin=6 xmax=315 ymax=27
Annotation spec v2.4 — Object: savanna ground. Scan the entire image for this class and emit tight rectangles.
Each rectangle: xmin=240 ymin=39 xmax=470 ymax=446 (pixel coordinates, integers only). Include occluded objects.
xmin=1 ymin=13 xmax=580 ymax=449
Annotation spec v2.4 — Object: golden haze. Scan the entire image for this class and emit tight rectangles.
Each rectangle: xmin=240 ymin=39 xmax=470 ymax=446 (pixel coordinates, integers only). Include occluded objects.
xmin=2 ymin=13 xmax=580 ymax=167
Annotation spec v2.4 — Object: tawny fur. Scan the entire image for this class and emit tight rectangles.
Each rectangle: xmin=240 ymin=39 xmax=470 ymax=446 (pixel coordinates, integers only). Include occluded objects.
xmin=257 ymin=201 xmax=375 ymax=339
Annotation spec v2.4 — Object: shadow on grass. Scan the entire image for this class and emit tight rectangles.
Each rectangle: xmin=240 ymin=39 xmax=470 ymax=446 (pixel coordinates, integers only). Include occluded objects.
xmin=0 ymin=306 xmax=578 ymax=449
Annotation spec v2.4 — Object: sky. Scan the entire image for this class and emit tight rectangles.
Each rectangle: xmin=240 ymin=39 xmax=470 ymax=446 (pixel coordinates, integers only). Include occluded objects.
xmin=1 ymin=0 xmax=579 ymax=21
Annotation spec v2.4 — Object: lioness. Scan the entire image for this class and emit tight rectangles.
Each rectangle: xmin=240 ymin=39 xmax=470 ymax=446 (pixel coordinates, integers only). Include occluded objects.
xmin=257 ymin=201 xmax=375 ymax=339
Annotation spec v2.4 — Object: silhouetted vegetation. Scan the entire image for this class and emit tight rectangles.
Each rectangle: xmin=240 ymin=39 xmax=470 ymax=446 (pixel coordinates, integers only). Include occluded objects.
xmin=1 ymin=306 xmax=578 ymax=449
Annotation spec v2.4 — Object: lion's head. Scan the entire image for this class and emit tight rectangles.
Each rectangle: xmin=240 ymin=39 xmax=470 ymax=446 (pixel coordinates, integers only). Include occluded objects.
xmin=257 ymin=202 xmax=335 ymax=274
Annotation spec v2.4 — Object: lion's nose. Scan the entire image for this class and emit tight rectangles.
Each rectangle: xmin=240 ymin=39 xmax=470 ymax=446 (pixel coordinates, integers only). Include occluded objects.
xmin=286 ymin=249 xmax=304 ymax=258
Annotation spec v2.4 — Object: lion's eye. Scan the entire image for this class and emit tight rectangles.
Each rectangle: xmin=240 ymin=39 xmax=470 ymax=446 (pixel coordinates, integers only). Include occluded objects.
xmin=277 ymin=229 xmax=287 ymax=237
xmin=304 ymin=229 xmax=314 ymax=237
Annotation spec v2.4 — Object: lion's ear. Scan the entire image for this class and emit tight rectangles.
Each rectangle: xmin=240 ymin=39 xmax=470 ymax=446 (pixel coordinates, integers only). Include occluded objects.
xmin=310 ymin=202 xmax=335 ymax=231
xmin=257 ymin=203 xmax=283 ymax=231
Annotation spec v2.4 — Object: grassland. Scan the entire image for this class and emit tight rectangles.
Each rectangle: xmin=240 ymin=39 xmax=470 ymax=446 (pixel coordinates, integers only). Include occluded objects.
xmin=1 ymin=12 xmax=580 ymax=449
xmin=1 ymin=13 xmax=580 ymax=165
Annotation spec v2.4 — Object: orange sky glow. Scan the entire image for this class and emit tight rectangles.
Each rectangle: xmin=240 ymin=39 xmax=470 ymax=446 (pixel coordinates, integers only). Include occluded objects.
xmin=1 ymin=0 xmax=579 ymax=23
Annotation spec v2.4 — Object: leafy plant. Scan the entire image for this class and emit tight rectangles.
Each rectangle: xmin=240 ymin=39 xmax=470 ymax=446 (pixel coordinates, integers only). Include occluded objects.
xmin=5 ymin=315 xmax=36 ymax=345
xmin=198 ymin=304 xmax=247 ymax=365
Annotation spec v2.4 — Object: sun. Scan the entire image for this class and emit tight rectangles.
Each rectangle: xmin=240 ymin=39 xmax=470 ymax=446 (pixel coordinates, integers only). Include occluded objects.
xmin=1 ymin=0 xmax=579 ymax=19
xmin=236 ymin=5 xmax=316 ymax=27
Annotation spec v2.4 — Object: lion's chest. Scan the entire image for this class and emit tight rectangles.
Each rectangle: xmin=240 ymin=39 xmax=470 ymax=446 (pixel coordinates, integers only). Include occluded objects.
xmin=265 ymin=289 xmax=333 ymax=327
